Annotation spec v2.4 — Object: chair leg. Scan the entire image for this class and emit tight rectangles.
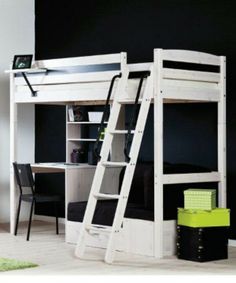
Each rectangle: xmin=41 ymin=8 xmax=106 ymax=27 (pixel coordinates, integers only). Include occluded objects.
xmin=55 ymin=202 xmax=59 ymax=235
xmin=27 ymin=199 xmax=34 ymax=241
xmin=14 ymin=196 xmax=22 ymax=236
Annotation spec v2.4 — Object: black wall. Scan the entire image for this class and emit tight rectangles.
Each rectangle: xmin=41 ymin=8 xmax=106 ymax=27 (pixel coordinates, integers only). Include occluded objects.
xmin=35 ymin=0 xmax=236 ymax=237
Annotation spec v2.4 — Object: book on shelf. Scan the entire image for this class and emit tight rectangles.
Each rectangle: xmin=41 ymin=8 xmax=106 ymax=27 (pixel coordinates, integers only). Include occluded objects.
xmin=68 ymin=106 xmax=74 ymax=122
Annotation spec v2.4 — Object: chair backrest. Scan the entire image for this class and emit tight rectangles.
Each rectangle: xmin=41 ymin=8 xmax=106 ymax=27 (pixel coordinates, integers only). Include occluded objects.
xmin=13 ymin=163 xmax=35 ymax=194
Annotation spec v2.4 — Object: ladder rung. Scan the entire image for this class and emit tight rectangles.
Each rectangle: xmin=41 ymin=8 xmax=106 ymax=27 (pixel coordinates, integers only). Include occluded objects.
xmin=86 ymin=224 xmax=112 ymax=233
xmin=101 ymin=161 xmax=128 ymax=167
xmin=109 ymin=130 xmax=135 ymax=134
xmin=93 ymin=193 xmax=120 ymax=200
xmin=117 ymin=99 xmax=143 ymax=104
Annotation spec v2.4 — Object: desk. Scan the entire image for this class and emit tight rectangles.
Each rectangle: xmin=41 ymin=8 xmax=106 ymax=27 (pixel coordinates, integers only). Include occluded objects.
xmin=31 ymin=162 xmax=95 ymax=173
xmin=30 ymin=162 xmax=120 ymax=239
xmin=31 ymin=163 xmax=96 ymax=219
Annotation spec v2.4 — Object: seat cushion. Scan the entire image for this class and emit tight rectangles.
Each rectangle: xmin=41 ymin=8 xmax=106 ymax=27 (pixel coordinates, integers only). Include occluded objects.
xmin=21 ymin=194 xmax=63 ymax=202
xmin=67 ymin=200 xmax=154 ymax=225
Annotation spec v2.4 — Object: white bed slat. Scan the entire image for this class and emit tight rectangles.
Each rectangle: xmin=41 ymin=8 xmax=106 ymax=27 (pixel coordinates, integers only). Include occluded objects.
xmin=128 ymin=63 xmax=153 ymax=72
xmin=163 ymin=68 xmax=220 ymax=83
xmin=163 ymin=172 xmax=221 ymax=185
xmin=14 ymin=71 xmax=121 ymax=86
xmin=35 ymin=53 xmax=126 ymax=69
xmin=161 ymin=49 xmax=221 ymax=66
xmin=162 ymin=85 xmax=220 ymax=102
xmin=14 ymin=89 xmax=113 ymax=104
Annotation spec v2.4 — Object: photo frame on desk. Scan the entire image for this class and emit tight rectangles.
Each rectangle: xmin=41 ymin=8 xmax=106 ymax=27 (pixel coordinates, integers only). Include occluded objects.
xmin=12 ymin=54 xmax=33 ymax=70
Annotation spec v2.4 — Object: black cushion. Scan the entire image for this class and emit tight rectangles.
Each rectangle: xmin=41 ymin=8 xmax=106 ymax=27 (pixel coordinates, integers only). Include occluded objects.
xmin=68 ymin=200 xmax=154 ymax=225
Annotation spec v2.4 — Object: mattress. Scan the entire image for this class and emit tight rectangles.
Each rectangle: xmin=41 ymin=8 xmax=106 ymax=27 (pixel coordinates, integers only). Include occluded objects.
xmin=68 ymin=200 xmax=154 ymax=225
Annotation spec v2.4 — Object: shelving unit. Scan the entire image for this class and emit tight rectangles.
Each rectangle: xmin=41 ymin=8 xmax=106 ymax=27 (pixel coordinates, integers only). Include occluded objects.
xmin=66 ymin=105 xmax=108 ymax=163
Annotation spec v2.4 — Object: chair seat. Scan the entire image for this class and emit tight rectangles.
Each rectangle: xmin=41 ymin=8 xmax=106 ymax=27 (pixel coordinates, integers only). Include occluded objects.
xmin=21 ymin=194 xmax=63 ymax=203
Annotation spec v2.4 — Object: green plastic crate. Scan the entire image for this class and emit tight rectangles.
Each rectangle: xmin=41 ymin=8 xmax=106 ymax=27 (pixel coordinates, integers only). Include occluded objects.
xmin=178 ymin=208 xmax=230 ymax=228
xmin=184 ymin=189 xmax=216 ymax=210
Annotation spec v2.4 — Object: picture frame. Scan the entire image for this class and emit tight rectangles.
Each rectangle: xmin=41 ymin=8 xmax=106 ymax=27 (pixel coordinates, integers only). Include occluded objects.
xmin=12 ymin=54 xmax=33 ymax=70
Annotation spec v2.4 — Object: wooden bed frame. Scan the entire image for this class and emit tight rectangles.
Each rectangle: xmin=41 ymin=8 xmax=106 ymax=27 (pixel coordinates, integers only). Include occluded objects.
xmin=8 ymin=49 xmax=226 ymax=259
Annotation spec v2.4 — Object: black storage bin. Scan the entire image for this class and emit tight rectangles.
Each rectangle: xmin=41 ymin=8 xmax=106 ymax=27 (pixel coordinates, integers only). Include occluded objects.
xmin=177 ymin=225 xmax=228 ymax=262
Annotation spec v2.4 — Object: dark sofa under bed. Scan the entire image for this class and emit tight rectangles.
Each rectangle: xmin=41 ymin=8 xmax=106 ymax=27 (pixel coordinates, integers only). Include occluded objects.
xmin=67 ymin=162 xmax=215 ymax=226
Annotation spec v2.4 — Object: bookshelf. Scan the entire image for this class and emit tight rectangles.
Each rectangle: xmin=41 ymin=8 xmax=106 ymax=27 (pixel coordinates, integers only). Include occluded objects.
xmin=66 ymin=105 xmax=108 ymax=163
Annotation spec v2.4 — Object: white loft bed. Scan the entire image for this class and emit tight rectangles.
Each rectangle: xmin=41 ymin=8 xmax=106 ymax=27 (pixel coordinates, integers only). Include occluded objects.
xmin=8 ymin=49 xmax=226 ymax=259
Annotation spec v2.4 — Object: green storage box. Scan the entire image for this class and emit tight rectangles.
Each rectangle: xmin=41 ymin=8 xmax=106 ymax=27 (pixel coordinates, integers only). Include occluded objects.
xmin=184 ymin=189 xmax=216 ymax=210
xmin=178 ymin=208 xmax=230 ymax=228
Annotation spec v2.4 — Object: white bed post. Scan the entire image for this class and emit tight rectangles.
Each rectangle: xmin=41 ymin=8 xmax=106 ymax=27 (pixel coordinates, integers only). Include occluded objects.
xmin=10 ymin=72 xmax=17 ymax=234
xmin=154 ymin=49 xmax=164 ymax=258
xmin=218 ymin=56 xmax=227 ymax=207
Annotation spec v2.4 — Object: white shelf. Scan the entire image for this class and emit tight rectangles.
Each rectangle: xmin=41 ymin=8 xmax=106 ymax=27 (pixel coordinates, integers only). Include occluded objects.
xmin=67 ymin=121 xmax=108 ymax=125
xmin=5 ymin=68 xmax=47 ymax=74
xmin=67 ymin=138 xmax=103 ymax=142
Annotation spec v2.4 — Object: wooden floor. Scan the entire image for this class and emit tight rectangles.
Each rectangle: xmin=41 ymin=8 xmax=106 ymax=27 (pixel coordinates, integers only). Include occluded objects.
xmin=0 ymin=221 xmax=236 ymax=275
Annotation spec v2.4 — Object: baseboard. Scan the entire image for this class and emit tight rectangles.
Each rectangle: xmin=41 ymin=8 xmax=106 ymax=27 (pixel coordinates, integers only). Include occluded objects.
xmin=229 ymin=240 xmax=236 ymax=247
xmin=34 ymin=215 xmax=65 ymax=224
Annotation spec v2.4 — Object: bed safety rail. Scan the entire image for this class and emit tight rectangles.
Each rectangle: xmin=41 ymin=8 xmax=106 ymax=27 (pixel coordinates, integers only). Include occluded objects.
xmin=94 ymin=73 xmax=122 ymax=159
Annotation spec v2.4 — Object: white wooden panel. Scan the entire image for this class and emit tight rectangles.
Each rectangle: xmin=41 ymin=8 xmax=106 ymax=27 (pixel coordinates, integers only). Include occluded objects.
xmin=10 ymin=73 xmax=17 ymax=234
xmin=161 ymin=49 xmax=221 ymax=66
xmin=14 ymin=71 xmax=121 ymax=86
xmin=162 ymin=85 xmax=220 ymax=101
xmin=163 ymin=172 xmax=221 ymax=184
xmin=66 ymin=168 xmax=95 ymax=206
xmin=154 ymin=48 xmax=164 ymax=259
xmin=35 ymin=53 xmax=126 ymax=69
xmin=218 ymin=56 xmax=227 ymax=207
xmin=17 ymin=81 xmax=112 ymax=92
xmin=129 ymin=63 xmax=153 ymax=72
xmin=163 ymin=68 xmax=220 ymax=83
xmin=15 ymin=89 xmax=110 ymax=104
xmin=66 ymin=219 xmax=176 ymax=257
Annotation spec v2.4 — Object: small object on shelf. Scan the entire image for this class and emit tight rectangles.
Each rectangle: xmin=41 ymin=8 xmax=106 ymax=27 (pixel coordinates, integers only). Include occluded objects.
xmin=68 ymin=106 xmax=74 ymax=122
xmin=88 ymin=112 xmax=103 ymax=122
xmin=68 ymin=106 xmax=87 ymax=122
xmin=177 ymin=208 xmax=230 ymax=228
xmin=176 ymin=225 xmax=228 ymax=262
xmin=99 ymin=127 xmax=106 ymax=140
xmin=73 ymin=106 xmax=87 ymax=122
xmin=184 ymin=189 xmax=216 ymax=210
xmin=70 ymin=148 xmax=87 ymax=163
xmin=12 ymin=54 xmax=33 ymax=70
xmin=88 ymin=151 xmax=98 ymax=165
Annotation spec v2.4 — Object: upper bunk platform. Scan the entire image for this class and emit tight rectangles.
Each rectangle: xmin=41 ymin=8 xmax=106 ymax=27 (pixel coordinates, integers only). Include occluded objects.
xmin=8 ymin=49 xmax=225 ymax=105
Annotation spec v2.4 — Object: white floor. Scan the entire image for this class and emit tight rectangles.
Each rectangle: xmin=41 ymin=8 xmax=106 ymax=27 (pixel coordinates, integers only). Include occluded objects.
xmin=0 ymin=221 xmax=236 ymax=275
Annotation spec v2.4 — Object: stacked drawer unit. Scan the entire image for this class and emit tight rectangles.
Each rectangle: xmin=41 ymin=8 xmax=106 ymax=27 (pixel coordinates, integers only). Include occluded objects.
xmin=177 ymin=189 xmax=230 ymax=262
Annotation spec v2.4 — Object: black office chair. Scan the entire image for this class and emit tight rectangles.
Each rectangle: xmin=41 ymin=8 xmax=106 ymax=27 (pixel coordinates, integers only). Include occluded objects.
xmin=13 ymin=162 xmax=63 ymax=241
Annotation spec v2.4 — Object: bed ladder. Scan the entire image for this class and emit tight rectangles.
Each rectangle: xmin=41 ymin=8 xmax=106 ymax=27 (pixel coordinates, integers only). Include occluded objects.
xmin=75 ymin=66 xmax=153 ymax=264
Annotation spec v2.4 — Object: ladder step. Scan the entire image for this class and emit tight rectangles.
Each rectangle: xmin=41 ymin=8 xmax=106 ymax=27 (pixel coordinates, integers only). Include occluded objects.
xmin=101 ymin=161 xmax=128 ymax=167
xmin=93 ymin=193 xmax=120 ymax=200
xmin=109 ymin=130 xmax=135 ymax=134
xmin=86 ymin=224 xmax=112 ymax=233
xmin=117 ymin=99 xmax=143 ymax=104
